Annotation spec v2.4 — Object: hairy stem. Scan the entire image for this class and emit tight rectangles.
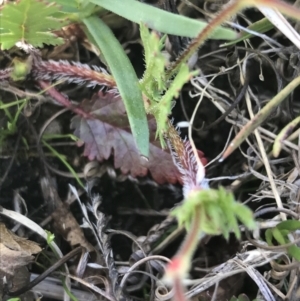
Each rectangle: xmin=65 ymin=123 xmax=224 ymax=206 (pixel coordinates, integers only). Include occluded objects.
xmin=167 ymin=0 xmax=242 ymax=77
xmin=164 ymin=206 xmax=203 ymax=281
xmin=176 ymin=206 xmax=203 ymax=261
xmin=172 ymin=276 xmax=187 ymax=301
xmin=32 ymin=60 xmax=117 ymax=89
xmin=37 ymin=80 xmax=94 ymax=119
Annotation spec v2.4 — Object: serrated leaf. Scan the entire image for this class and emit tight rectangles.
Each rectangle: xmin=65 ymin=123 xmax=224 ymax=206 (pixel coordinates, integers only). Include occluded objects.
xmin=140 ymin=23 xmax=166 ymax=97
xmin=172 ymin=187 xmax=256 ymax=239
xmin=234 ymin=203 xmax=256 ymax=230
xmin=221 ymin=200 xmax=240 ymax=239
xmin=0 ymin=0 xmax=65 ymax=50
xmin=152 ymin=64 xmax=198 ymax=144
xmin=70 ymin=91 xmax=181 ymax=184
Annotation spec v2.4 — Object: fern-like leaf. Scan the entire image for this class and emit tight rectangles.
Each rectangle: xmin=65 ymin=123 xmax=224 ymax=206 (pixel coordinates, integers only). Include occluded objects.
xmin=0 ymin=0 xmax=65 ymax=50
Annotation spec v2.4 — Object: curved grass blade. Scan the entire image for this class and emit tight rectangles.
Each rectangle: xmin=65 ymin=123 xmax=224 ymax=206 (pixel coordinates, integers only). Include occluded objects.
xmin=221 ymin=18 xmax=274 ymax=47
xmin=221 ymin=75 xmax=300 ymax=161
xmin=259 ymin=7 xmax=300 ymax=49
xmin=83 ymin=16 xmax=149 ymax=157
xmin=273 ymin=116 xmax=300 ymax=158
xmin=88 ymin=0 xmax=238 ymax=40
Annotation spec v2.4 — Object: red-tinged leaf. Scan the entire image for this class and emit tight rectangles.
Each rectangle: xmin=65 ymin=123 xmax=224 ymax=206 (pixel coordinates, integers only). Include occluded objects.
xmin=166 ymin=120 xmax=208 ymax=196
xmin=70 ymin=91 xmax=182 ymax=184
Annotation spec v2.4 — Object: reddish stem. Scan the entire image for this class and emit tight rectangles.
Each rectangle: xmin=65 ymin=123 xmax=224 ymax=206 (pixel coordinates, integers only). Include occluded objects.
xmin=32 ymin=60 xmax=117 ymax=89
xmin=168 ymin=0 xmax=242 ymax=76
xmin=176 ymin=206 xmax=202 ymax=262
xmin=173 ymin=276 xmax=187 ymax=301
xmin=164 ymin=207 xmax=203 ymax=301
xmin=37 ymin=80 xmax=94 ymax=119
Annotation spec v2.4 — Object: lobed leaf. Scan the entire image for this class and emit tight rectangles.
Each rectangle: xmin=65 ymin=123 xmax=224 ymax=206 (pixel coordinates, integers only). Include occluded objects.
xmin=153 ymin=64 xmax=198 ymax=145
xmin=70 ymin=91 xmax=181 ymax=184
xmin=140 ymin=24 xmax=166 ymax=99
xmin=0 ymin=0 xmax=65 ymax=50
xmin=172 ymin=187 xmax=256 ymax=239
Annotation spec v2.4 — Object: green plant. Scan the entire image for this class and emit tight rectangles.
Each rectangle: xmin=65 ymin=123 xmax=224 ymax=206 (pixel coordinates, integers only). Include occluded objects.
xmin=162 ymin=123 xmax=256 ymax=301
xmin=230 ymin=294 xmax=258 ymax=301
xmin=42 ymin=136 xmax=84 ymax=188
xmin=0 ymin=98 xmax=28 ymax=147
xmin=2 ymin=1 xmax=300 ymax=299
xmin=0 ymin=0 xmax=237 ymax=158
xmin=265 ymin=220 xmax=300 ymax=261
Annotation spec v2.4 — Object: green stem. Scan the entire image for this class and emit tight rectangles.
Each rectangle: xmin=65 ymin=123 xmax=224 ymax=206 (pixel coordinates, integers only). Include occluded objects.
xmin=165 ymin=206 xmax=203 ymax=281
xmin=176 ymin=206 xmax=203 ymax=262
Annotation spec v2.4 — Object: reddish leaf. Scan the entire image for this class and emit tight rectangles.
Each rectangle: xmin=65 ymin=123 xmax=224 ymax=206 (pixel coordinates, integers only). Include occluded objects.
xmin=71 ymin=91 xmax=182 ymax=184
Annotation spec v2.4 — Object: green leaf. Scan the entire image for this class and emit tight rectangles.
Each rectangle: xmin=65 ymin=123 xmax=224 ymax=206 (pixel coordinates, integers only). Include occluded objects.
xmin=140 ymin=24 xmax=167 ymax=98
xmin=272 ymin=227 xmax=286 ymax=245
xmin=288 ymin=245 xmax=300 ymax=261
xmin=47 ymin=0 xmax=100 ymax=20
xmin=171 ymin=187 xmax=256 ymax=239
xmin=83 ymin=16 xmax=149 ymax=157
xmin=265 ymin=229 xmax=274 ymax=246
xmin=221 ymin=18 xmax=274 ymax=47
xmin=153 ymin=64 xmax=198 ymax=145
xmin=230 ymin=295 xmax=251 ymax=301
xmin=234 ymin=203 xmax=257 ymax=230
xmin=43 ymin=141 xmax=84 ymax=188
xmin=88 ymin=0 xmax=238 ymax=40
xmin=45 ymin=230 xmax=55 ymax=244
xmin=0 ymin=0 xmax=65 ymax=50
xmin=237 ymin=294 xmax=251 ymax=301
xmin=221 ymin=201 xmax=240 ymax=239
xmin=276 ymin=220 xmax=300 ymax=231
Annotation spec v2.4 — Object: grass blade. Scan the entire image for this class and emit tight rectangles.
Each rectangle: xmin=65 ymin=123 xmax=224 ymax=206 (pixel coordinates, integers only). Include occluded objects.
xmin=83 ymin=16 xmax=149 ymax=157
xmin=221 ymin=75 xmax=300 ymax=160
xmin=89 ymin=0 xmax=238 ymax=40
